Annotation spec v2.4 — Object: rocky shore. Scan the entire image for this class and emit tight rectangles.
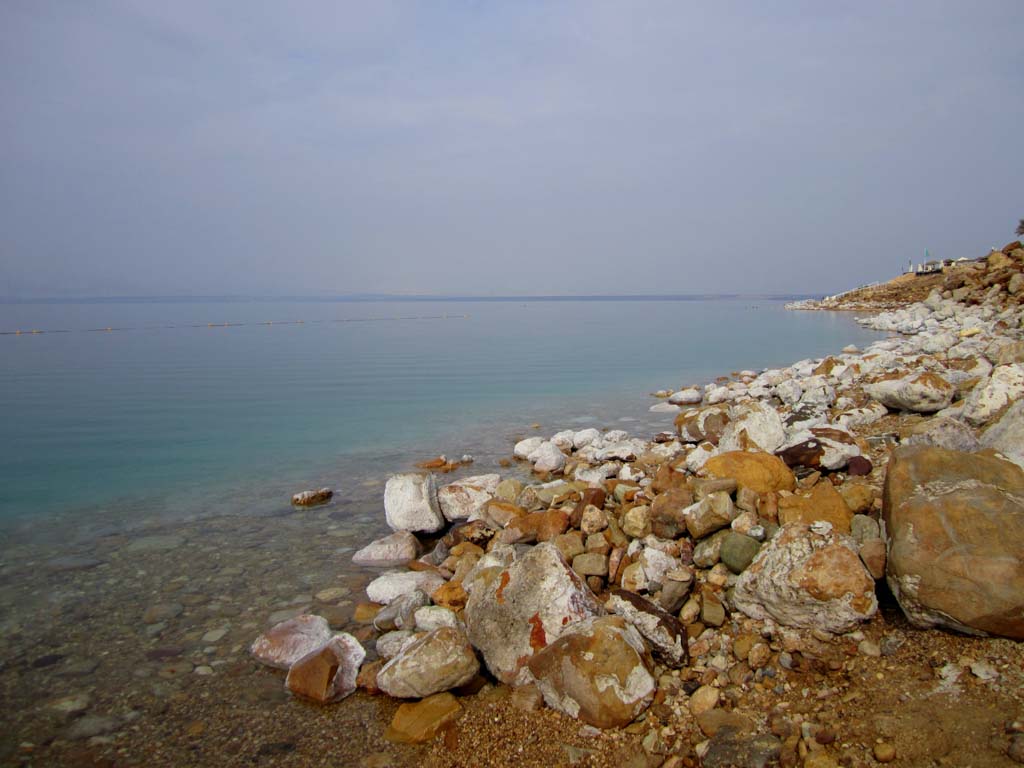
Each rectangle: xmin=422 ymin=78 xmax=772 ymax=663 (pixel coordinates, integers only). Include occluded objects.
xmin=243 ymin=241 xmax=1024 ymax=766
xmin=3 ymin=241 xmax=1023 ymax=768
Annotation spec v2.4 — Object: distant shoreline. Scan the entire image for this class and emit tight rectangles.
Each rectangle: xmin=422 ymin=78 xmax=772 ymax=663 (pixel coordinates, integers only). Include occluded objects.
xmin=0 ymin=293 xmax=820 ymax=305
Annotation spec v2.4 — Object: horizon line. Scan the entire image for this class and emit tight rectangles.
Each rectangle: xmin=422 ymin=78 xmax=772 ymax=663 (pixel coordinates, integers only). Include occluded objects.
xmin=0 ymin=291 xmax=822 ymax=305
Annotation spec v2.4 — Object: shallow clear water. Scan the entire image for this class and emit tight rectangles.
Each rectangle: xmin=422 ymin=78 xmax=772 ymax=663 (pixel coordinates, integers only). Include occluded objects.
xmin=0 ymin=298 xmax=879 ymax=521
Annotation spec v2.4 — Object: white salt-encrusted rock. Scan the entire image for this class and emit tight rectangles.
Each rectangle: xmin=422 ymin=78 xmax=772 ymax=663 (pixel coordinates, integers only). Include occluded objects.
xmin=513 ymin=436 xmax=546 ymax=459
xmin=352 ymin=531 xmax=421 ymax=566
xmin=669 ymin=388 xmax=703 ymax=405
xmin=732 ymin=523 xmax=877 ymax=633
xmin=413 ymin=605 xmax=461 ymax=632
xmin=384 ymin=473 xmax=445 ymax=533
xmin=572 ymin=428 xmax=601 ymax=450
xmin=437 ymin=474 xmax=500 ymax=521
xmin=251 ymin=614 xmax=333 ymax=670
xmin=366 ymin=571 xmax=446 ymax=605
xmin=961 ymin=364 xmax=1024 ymax=427
xmin=531 ymin=441 xmax=566 ymax=472
xmin=864 ymin=372 xmax=955 ymax=413
xmin=550 ymin=430 xmax=576 ymax=450
xmin=464 ymin=542 xmax=604 ymax=685
xmin=717 ymin=401 xmax=786 ymax=453
xmin=606 ymin=588 xmax=687 ymax=668
xmin=833 ymin=402 xmax=888 ymax=430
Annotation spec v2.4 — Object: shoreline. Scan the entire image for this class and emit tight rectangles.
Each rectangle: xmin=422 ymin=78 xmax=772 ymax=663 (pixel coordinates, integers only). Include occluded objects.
xmin=2 ymin=245 xmax=1023 ymax=767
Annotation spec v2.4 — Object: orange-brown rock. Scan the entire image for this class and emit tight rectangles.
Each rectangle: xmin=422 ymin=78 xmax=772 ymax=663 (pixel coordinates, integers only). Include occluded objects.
xmin=703 ymin=451 xmax=796 ymax=494
xmin=385 ymin=692 xmax=462 ymax=744
xmin=649 ymin=486 xmax=695 ymax=539
xmin=778 ymin=482 xmax=853 ymax=533
xmin=511 ymin=509 xmax=571 ymax=542
xmin=284 ymin=633 xmax=365 ymax=703
xmin=431 ymin=580 xmax=468 ymax=611
xmin=883 ymin=445 xmax=1024 ymax=639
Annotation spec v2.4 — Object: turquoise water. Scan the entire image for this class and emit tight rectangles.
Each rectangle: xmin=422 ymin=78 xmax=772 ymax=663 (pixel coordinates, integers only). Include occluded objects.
xmin=0 ymin=298 xmax=880 ymax=521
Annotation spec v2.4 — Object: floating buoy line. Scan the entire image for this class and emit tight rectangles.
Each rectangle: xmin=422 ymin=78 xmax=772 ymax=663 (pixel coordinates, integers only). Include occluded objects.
xmin=1 ymin=314 xmax=469 ymax=337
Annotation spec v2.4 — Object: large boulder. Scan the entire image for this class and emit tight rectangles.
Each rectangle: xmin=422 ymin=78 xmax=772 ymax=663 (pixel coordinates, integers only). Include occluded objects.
xmin=285 ymin=633 xmax=365 ymax=703
xmin=732 ymin=524 xmax=877 ymax=633
xmin=376 ymin=627 xmax=479 ymax=698
xmin=883 ymin=445 xmax=1024 ymax=639
xmin=961 ymin=364 xmax=1024 ymax=427
xmin=526 ymin=615 xmax=656 ymax=729
xmin=864 ymin=372 xmax=955 ymax=413
xmin=703 ymin=451 xmax=796 ymax=494
xmin=463 ymin=542 xmax=604 ymax=685
xmin=903 ymin=416 xmax=980 ymax=453
xmin=352 ymin=531 xmax=421 ymax=566
xmin=385 ymin=474 xmax=445 ymax=533
xmin=251 ymin=615 xmax=334 ymax=669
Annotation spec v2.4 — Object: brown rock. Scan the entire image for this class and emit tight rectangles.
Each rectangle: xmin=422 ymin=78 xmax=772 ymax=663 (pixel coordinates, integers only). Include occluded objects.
xmin=883 ymin=445 xmax=1024 ymax=638
xmin=571 ymin=488 xmax=607 ymax=528
xmin=838 ymin=483 xmax=874 ymax=514
xmin=285 ymin=634 xmax=365 ymax=703
xmin=526 ymin=615 xmax=655 ymax=729
xmin=431 ymin=580 xmax=468 ymax=611
xmin=777 ymin=482 xmax=853 ymax=534
xmin=675 ymin=404 xmax=732 ymax=444
xmin=385 ymin=692 xmax=462 ymax=744
xmin=703 ymin=451 xmax=796 ymax=494
xmin=650 ymin=486 xmax=695 ymax=539
xmin=859 ymin=538 xmax=886 ymax=579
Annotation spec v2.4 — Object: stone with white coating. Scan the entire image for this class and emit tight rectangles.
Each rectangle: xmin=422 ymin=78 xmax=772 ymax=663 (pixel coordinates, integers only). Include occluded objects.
xmin=376 ymin=626 xmax=480 ymax=698
xmin=384 ymin=473 xmax=445 ymax=533
xmin=251 ymin=614 xmax=334 ymax=670
xmin=352 ymin=531 xmax=421 ymax=566
xmin=366 ymin=571 xmax=447 ymax=606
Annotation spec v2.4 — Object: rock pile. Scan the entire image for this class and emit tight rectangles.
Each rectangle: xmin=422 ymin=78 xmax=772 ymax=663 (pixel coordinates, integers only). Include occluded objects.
xmin=251 ymin=239 xmax=1024 ymax=762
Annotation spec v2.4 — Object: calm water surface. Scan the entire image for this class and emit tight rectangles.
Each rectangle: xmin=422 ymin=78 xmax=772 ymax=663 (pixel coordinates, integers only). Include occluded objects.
xmin=0 ymin=298 xmax=879 ymax=523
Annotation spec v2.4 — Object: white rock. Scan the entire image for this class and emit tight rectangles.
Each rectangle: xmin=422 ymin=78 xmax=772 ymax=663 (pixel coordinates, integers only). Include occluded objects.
xmin=531 ymin=441 xmax=566 ymax=472
xmin=384 ymin=473 xmax=445 ymax=533
xmin=669 ymin=388 xmax=703 ymax=405
xmin=572 ymin=428 xmax=601 ymax=450
xmin=437 ymin=475 xmax=499 ymax=521
xmin=980 ymin=399 xmax=1024 ymax=468
xmin=352 ymin=531 xmax=421 ymax=566
xmin=250 ymin=615 xmax=333 ymax=670
xmin=413 ymin=605 xmax=461 ymax=632
xmin=717 ymin=401 xmax=786 ymax=453
xmin=649 ymin=402 xmax=681 ymax=413
xmin=550 ymin=430 xmax=576 ymax=450
xmin=366 ymin=571 xmax=446 ymax=605
xmin=514 ymin=436 xmax=546 ymax=459
xmin=961 ymin=364 xmax=1024 ymax=427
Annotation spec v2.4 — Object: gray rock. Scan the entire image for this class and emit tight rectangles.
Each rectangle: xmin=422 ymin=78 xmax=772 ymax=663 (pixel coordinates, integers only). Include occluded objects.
xmin=719 ymin=533 xmax=761 ymax=574
xmin=904 ymin=416 xmax=980 ymax=452
xmin=850 ymin=514 xmax=880 ymax=544
xmin=124 ymin=534 xmax=185 ymax=553
xmin=702 ymin=728 xmax=781 ymax=768
xmin=980 ymin=399 xmax=1024 ymax=469
xmin=352 ymin=531 xmax=421 ymax=566
xmin=65 ymin=715 xmax=121 ymax=741
xmin=373 ymin=590 xmax=429 ymax=631
xmin=693 ymin=529 xmax=731 ymax=568
xmin=384 ymin=473 xmax=444 ymax=533
xmin=376 ymin=626 xmax=479 ymax=698
xmin=376 ymin=629 xmax=418 ymax=660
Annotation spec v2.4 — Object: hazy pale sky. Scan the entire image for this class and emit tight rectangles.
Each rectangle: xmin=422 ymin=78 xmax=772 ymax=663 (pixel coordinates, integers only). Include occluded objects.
xmin=1 ymin=1 xmax=1022 ymax=298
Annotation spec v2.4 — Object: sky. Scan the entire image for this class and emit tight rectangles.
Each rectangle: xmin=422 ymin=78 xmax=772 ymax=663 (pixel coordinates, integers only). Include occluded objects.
xmin=1 ymin=1 xmax=1022 ymax=299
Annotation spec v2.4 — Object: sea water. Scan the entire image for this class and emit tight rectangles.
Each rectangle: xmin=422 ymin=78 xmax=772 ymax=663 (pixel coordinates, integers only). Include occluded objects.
xmin=0 ymin=298 xmax=880 ymax=523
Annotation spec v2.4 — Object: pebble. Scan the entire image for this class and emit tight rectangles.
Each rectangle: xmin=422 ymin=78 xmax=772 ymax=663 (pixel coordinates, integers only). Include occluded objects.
xmin=858 ymin=639 xmax=881 ymax=657
xmin=315 ymin=586 xmax=350 ymax=602
xmin=689 ymin=685 xmax=720 ymax=715
xmin=201 ymin=628 xmax=228 ymax=643
xmin=873 ymin=742 xmax=896 ymax=762
xmin=46 ymin=693 xmax=90 ymax=714
xmin=158 ymin=661 xmax=194 ymax=679
xmin=194 ymin=665 xmax=214 ymax=676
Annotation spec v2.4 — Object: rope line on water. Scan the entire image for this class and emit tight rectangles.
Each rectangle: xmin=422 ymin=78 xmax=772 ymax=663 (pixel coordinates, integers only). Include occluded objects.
xmin=1 ymin=314 xmax=469 ymax=337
